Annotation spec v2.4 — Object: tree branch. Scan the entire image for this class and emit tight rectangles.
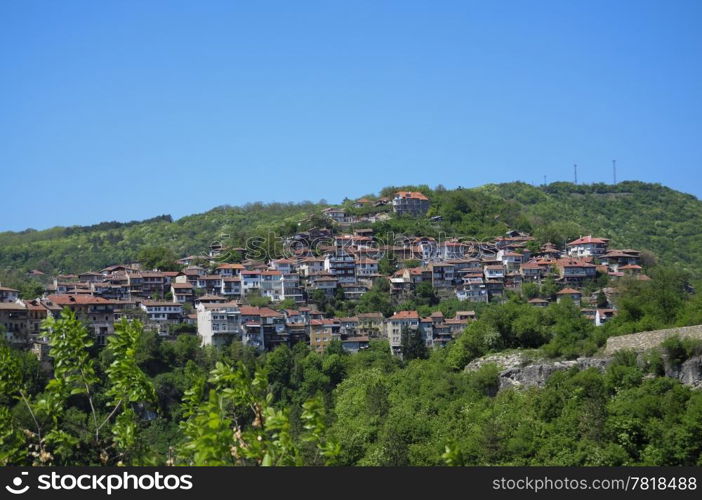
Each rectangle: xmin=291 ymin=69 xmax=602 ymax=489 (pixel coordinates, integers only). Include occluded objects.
xmin=19 ymin=389 xmax=42 ymax=442
xmin=96 ymin=399 xmax=123 ymax=433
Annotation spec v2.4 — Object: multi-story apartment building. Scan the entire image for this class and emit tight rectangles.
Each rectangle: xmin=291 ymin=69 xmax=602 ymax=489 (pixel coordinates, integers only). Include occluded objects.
xmin=46 ymin=295 xmax=117 ymax=346
xmin=139 ymin=300 xmax=184 ymax=336
xmin=392 ymin=191 xmax=430 ymax=216
xmin=196 ymin=301 xmax=241 ymax=347
xmin=386 ymin=310 xmax=420 ymax=355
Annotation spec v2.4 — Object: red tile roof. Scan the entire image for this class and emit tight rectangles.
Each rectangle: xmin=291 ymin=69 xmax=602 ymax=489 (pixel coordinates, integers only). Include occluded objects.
xmin=47 ymin=294 xmax=115 ymax=305
xmin=391 ymin=310 xmax=419 ymax=320
xmin=395 ymin=191 xmax=429 ymax=201
xmin=217 ymin=263 xmax=245 ymax=269
xmin=172 ymin=283 xmax=193 ymax=289
xmin=567 ymin=235 xmax=610 ymax=246
xmin=259 ymin=307 xmax=283 ymax=318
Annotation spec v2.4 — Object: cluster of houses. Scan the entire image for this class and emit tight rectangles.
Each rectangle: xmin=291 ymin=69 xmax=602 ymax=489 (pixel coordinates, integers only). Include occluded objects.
xmin=1 ymin=192 xmax=648 ymax=359
xmin=320 ymin=190 xmax=432 ymax=226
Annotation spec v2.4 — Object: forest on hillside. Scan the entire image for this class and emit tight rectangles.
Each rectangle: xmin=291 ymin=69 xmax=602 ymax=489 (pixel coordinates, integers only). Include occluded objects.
xmin=1 ymin=182 xmax=702 ymax=278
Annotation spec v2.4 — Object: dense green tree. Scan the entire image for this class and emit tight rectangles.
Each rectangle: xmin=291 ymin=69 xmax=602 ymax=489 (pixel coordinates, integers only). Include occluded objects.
xmin=137 ymin=246 xmax=180 ymax=271
xmin=400 ymin=326 xmax=428 ymax=361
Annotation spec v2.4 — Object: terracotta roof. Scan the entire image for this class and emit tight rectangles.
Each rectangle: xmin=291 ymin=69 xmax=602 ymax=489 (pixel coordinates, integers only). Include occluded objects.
xmin=258 ymin=307 xmax=283 ymax=318
xmin=172 ymin=283 xmax=193 ymax=289
xmin=395 ymin=191 xmax=429 ymax=201
xmin=140 ymin=271 xmax=166 ymax=278
xmin=567 ymin=235 xmax=610 ymax=246
xmin=238 ymin=306 xmax=261 ymax=316
xmin=557 ymin=258 xmax=596 ymax=268
xmin=557 ymin=288 xmax=582 ymax=295
xmin=528 ymin=298 xmax=549 ymax=303
xmin=602 ymin=250 xmax=636 ymax=258
xmin=217 ymin=263 xmax=245 ymax=269
xmin=46 ymin=294 xmax=115 ymax=305
xmin=0 ymin=286 xmax=19 ymax=292
xmin=390 ymin=310 xmax=419 ymax=320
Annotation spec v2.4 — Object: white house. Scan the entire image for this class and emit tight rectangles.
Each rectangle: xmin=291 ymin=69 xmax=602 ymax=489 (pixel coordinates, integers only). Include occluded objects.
xmin=567 ymin=235 xmax=609 ymax=257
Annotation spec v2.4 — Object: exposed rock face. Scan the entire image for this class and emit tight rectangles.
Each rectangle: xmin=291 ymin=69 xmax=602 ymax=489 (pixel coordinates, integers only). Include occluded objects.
xmin=498 ymin=357 xmax=611 ymax=390
xmin=465 ymin=352 xmax=702 ymax=391
xmin=671 ymin=355 xmax=702 ymax=390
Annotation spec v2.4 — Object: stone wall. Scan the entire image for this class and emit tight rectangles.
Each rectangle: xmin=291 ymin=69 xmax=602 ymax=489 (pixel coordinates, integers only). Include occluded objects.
xmin=604 ymin=325 xmax=702 ymax=355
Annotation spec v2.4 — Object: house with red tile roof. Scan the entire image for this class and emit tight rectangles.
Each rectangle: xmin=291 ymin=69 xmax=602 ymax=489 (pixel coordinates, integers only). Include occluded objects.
xmin=556 ymin=258 xmax=597 ymax=284
xmin=566 ymin=235 xmax=610 ymax=257
xmin=392 ymin=191 xmax=430 ymax=216
xmin=386 ymin=310 xmax=420 ymax=354
xmin=171 ymin=282 xmax=194 ymax=303
xmin=45 ymin=294 xmax=117 ymax=345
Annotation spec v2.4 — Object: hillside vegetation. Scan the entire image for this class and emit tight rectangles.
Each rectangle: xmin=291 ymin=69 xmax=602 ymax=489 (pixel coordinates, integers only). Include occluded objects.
xmin=1 ymin=181 xmax=701 ymax=276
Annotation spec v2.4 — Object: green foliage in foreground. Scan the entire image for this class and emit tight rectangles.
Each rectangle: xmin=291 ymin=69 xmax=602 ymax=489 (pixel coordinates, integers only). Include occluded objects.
xmin=3 ymin=292 xmax=702 ymax=466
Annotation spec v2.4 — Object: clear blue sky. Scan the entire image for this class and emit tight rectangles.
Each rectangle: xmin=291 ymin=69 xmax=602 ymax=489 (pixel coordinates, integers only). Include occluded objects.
xmin=1 ymin=0 xmax=701 ymax=232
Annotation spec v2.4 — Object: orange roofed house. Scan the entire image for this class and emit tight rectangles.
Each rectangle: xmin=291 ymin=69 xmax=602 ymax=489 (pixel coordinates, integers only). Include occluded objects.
xmin=567 ymin=235 xmax=610 ymax=258
xmin=45 ymin=295 xmax=118 ymax=346
xmin=392 ymin=191 xmax=430 ymax=216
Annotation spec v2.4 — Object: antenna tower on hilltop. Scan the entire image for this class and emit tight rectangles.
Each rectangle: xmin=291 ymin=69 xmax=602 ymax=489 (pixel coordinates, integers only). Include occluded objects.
xmin=613 ymin=160 xmax=617 ymax=184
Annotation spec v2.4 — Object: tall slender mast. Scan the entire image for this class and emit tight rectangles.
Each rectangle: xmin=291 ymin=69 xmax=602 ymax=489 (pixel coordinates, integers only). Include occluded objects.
xmin=613 ymin=160 xmax=617 ymax=184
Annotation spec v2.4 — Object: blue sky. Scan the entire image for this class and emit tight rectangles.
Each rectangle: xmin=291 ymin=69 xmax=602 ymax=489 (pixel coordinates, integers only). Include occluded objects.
xmin=1 ymin=0 xmax=701 ymax=231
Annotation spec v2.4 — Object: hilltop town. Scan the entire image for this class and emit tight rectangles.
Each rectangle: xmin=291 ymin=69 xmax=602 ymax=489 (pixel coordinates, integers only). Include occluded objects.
xmin=0 ymin=190 xmax=654 ymax=361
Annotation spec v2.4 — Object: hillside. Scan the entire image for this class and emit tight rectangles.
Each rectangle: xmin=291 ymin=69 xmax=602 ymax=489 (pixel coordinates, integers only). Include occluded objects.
xmin=1 ymin=181 xmax=701 ymax=277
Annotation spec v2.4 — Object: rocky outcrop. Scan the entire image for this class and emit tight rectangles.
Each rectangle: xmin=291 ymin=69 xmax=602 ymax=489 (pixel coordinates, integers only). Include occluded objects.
xmin=465 ymin=351 xmax=702 ymax=391
xmin=498 ymin=357 xmax=610 ymax=390
xmin=669 ymin=355 xmax=702 ymax=390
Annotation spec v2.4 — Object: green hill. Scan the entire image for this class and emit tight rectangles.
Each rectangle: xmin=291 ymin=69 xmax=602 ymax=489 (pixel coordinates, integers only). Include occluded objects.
xmin=1 ymin=181 xmax=701 ymax=277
